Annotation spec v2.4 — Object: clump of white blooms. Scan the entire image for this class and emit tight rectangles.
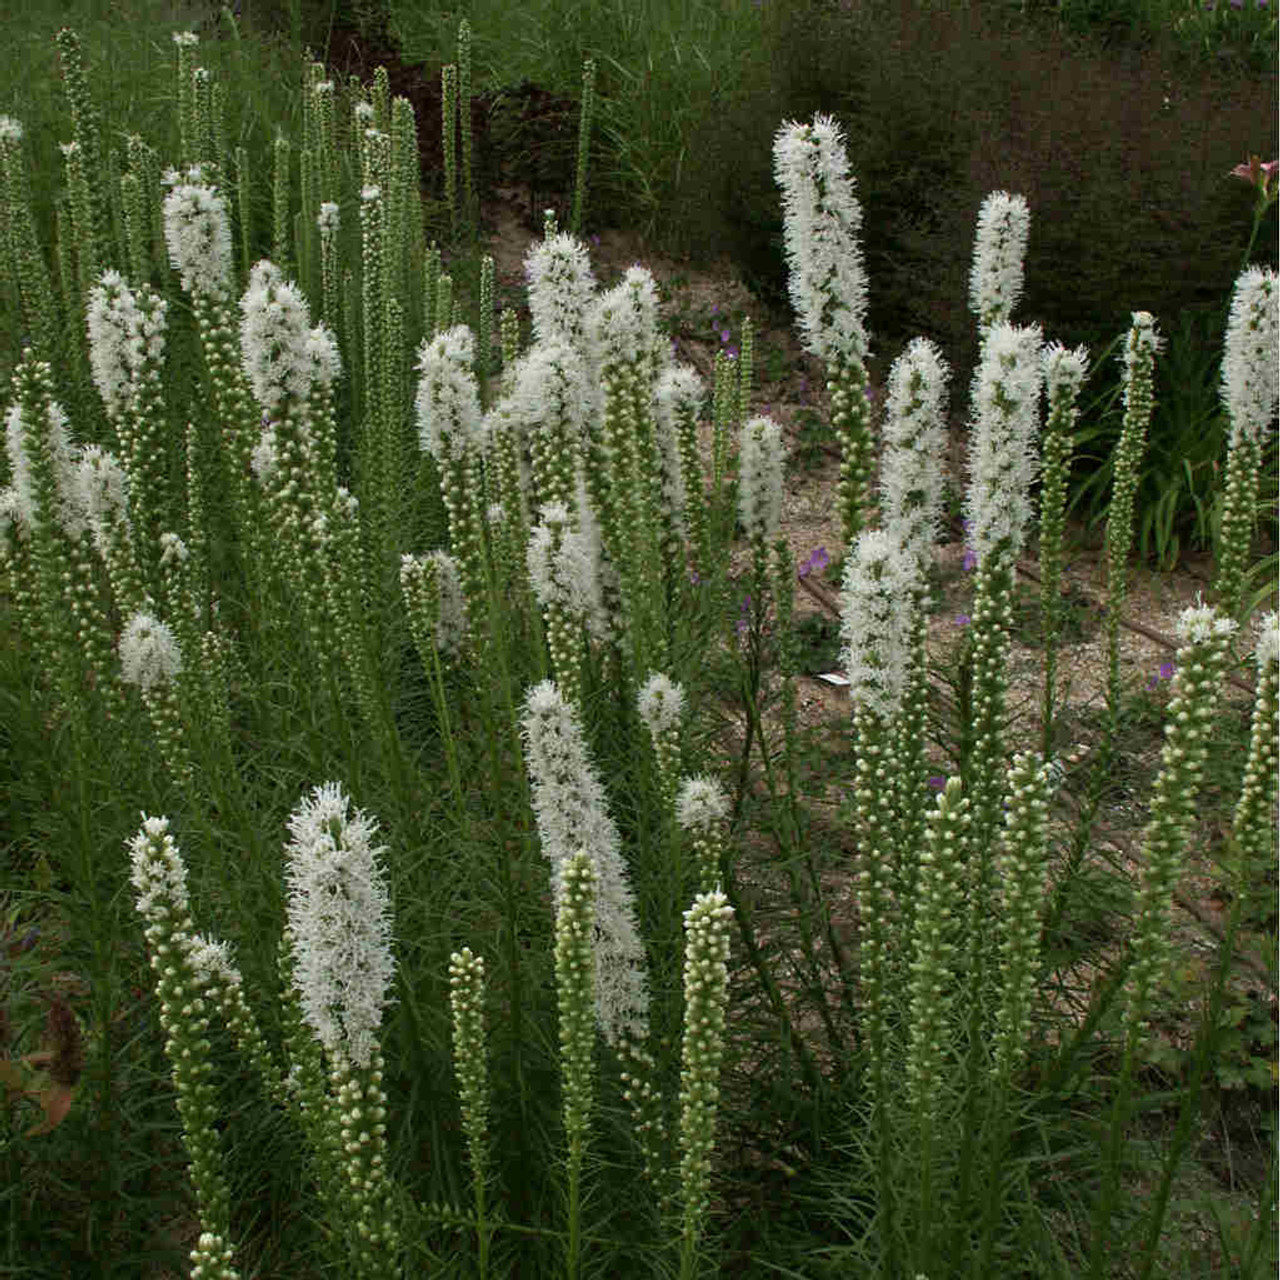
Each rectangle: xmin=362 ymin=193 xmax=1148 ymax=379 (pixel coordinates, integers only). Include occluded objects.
xmin=86 ymin=271 xmax=140 ymax=421
xmin=676 ymin=776 xmax=730 ymax=832
xmin=879 ymin=337 xmax=950 ymax=570
xmin=316 ymin=201 xmax=340 ymax=234
xmin=250 ymin=423 xmax=279 ymax=485
xmin=163 ymin=174 xmax=233 ymax=299
xmin=1121 ymin=311 xmax=1165 ymax=409
xmin=5 ymin=401 xmax=85 ymax=536
xmin=74 ymin=446 xmax=131 ymax=547
xmin=128 ymin=813 xmax=191 ymax=920
xmin=509 ymin=340 xmax=588 ymax=445
xmin=773 ymin=114 xmax=869 ymax=364
xmin=239 ymin=261 xmax=314 ymax=412
xmin=1220 ymin=264 xmax=1279 ymax=447
xmin=415 ymin=326 xmax=483 ymax=460
xmin=527 ymin=503 xmax=598 ymax=619
xmin=1042 ymin=341 xmax=1089 ymax=402
xmin=637 ymin=672 xmax=686 ymax=739
xmin=963 ymin=322 xmax=1044 ymax=568
xmin=188 ymin=935 xmax=242 ymax=991
xmin=284 ymin=782 xmax=395 ymax=1070
xmin=840 ymin=530 xmax=920 ymax=721
xmin=590 ymin=265 xmax=661 ymax=365
xmin=0 ymin=115 xmax=24 ymax=143
xmin=427 ymin=549 xmax=469 ymax=658
xmin=119 ymin=611 xmax=182 ymax=690
xmin=521 ymin=680 xmax=650 ymax=1049
xmin=525 ymin=232 xmax=597 ymax=350
xmin=1258 ymin=610 xmax=1280 ymax=673
xmin=737 ymin=415 xmax=785 ymax=545
xmin=969 ymin=191 xmax=1031 ymax=331
xmin=304 ymin=324 xmax=342 ymax=390
xmin=1175 ymin=599 xmax=1238 ymax=647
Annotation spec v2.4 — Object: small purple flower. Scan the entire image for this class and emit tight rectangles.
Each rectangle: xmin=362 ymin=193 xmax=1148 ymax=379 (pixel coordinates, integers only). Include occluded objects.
xmin=1159 ymin=661 xmax=1175 ymax=680
xmin=727 ymin=346 xmax=739 ymax=359
xmin=927 ymin=776 xmax=946 ymax=791
xmin=710 ymin=302 xmax=719 ymax=315
xmin=796 ymin=546 xmax=830 ymax=580
xmin=720 ymin=328 xmax=731 ymax=344
xmin=954 ymin=614 xmax=971 ymax=628
xmin=590 ymin=234 xmax=600 ymax=246
xmin=962 ymin=548 xmax=977 ymax=572
xmin=689 ymin=568 xmax=702 ymax=586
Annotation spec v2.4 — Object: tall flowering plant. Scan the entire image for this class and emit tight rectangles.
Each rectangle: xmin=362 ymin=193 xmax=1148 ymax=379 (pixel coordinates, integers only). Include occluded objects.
xmin=1214 ymin=265 xmax=1278 ymax=621
xmin=774 ymin=114 xmax=874 ymax=547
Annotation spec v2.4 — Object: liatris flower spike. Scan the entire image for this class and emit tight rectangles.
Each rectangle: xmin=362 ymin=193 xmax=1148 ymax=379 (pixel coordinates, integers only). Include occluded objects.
xmin=879 ymin=337 xmax=950 ymax=573
xmin=284 ymin=782 xmax=395 ymax=1070
xmin=774 ymin=115 xmax=875 ymax=544
xmin=284 ymin=783 xmax=400 ymax=1271
xmin=676 ymin=889 xmax=734 ymax=1275
xmin=737 ymin=415 xmax=785 ymax=551
xmin=521 ymin=680 xmax=651 ymax=1051
xmin=129 ymin=815 xmax=240 ymax=1280
xmin=676 ymin=775 xmax=730 ymax=896
xmin=638 ymin=672 xmax=685 ymax=807
xmin=839 ymin=530 xmax=919 ymax=723
xmin=1214 ymin=266 xmax=1278 ymax=620
xmin=772 ymin=115 xmax=869 ymax=367
xmin=969 ymin=191 xmax=1031 ymax=334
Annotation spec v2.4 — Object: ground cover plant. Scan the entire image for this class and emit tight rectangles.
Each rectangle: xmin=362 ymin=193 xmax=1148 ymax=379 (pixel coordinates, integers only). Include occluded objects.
xmin=0 ymin=7 xmax=1277 ymax=1280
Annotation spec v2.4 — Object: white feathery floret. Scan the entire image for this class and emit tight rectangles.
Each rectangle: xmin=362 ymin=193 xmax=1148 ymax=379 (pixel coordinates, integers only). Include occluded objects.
xmin=415 ymin=325 xmax=483 ymax=460
xmin=773 ymin=114 xmax=870 ymax=365
xmin=163 ymin=178 xmax=233 ymax=298
xmin=316 ymin=201 xmax=340 ymax=234
xmin=250 ymin=423 xmax=279 ymax=485
xmin=0 ymin=487 xmax=25 ymax=547
xmin=510 ymin=339 xmax=589 ymax=441
xmin=85 ymin=271 xmax=138 ymax=421
xmin=128 ymin=813 xmax=190 ymax=923
xmin=119 ymin=611 xmax=183 ymax=690
xmin=4 ymin=400 xmax=86 ymax=537
xmin=1221 ymin=265 xmax=1279 ymax=448
xmin=969 ymin=191 xmax=1031 ymax=330
xmin=75 ymin=446 xmax=131 ymax=549
xmin=239 ymin=261 xmax=314 ymax=412
xmin=589 ymin=266 xmax=660 ymax=366
xmin=879 ymin=337 xmax=950 ymax=570
xmin=305 ymin=324 xmax=342 ymax=389
xmin=159 ymin=531 xmax=189 ymax=567
xmin=1121 ymin=311 xmax=1164 ymax=410
xmin=427 ymin=549 xmax=469 ymax=658
xmin=1175 ymin=600 xmax=1237 ymax=647
xmin=521 ymin=680 xmax=650 ymax=1047
xmin=737 ymin=415 xmax=785 ymax=544
xmin=839 ymin=530 xmax=920 ymax=721
xmin=963 ymin=322 xmax=1044 ymax=568
xmin=675 ymin=775 xmax=730 ymax=832
xmin=637 ymin=672 xmax=685 ymax=739
xmin=285 ymin=782 xmax=395 ymax=1070
xmin=654 ymin=364 xmax=705 ymax=426
xmin=525 ymin=232 xmax=597 ymax=350
xmin=188 ymin=935 xmax=242 ymax=991
xmin=0 ymin=115 xmax=24 ymax=144
xmin=1042 ymin=341 xmax=1090 ymax=401
xmin=172 ymin=30 xmax=199 ymax=46
xmin=1256 ymin=611 xmax=1279 ymax=673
